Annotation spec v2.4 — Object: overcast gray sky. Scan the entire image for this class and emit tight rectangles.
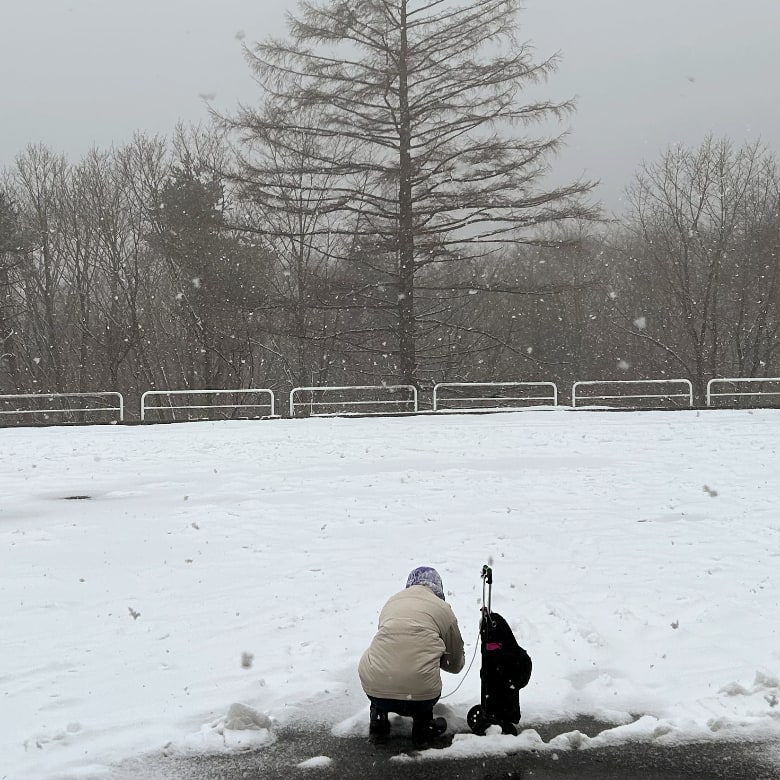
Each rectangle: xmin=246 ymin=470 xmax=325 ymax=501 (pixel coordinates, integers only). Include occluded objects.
xmin=1 ymin=0 xmax=778 ymax=211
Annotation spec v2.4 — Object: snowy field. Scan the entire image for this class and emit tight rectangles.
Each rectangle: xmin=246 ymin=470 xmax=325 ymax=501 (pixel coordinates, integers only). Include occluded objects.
xmin=2 ymin=409 xmax=780 ymax=779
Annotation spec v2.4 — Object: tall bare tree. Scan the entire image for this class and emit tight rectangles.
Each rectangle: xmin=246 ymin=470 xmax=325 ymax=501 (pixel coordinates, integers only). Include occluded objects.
xmin=227 ymin=0 xmax=597 ymax=384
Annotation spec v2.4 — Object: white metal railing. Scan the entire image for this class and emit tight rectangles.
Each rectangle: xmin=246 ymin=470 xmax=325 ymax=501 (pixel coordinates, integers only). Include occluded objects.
xmin=0 ymin=392 xmax=124 ymax=424
xmin=571 ymin=379 xmax=694 ymax=408
xmin=706 ymin=377 xmax=780 ymax=407
xmin=432 ymin=381 xmax=558 ymax=412
xmin=6 ymin=376 xmax=780 ymax=427
xmin=140 ymin=389 xmax=275 ymax=422
xmin=289 ymin=384 xmax=418 ymax=418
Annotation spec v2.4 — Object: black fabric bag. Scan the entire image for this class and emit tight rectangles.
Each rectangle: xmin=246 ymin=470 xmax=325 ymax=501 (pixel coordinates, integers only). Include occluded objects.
xmin=468 ymin=608 xmax=532 ymax=734
xmin=468 ymin=564 xmax=532 ymax=735
xmin=480 ymin=609 xmax=532 ymax=724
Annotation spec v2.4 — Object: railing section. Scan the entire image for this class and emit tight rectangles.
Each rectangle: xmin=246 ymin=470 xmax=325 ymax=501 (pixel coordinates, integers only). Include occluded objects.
xmin=571 ymin=379 xmax=694 ymax=409
xmin=706 ymin=377 xmax=780 ymax=407
xmin=432 ymin=381 xmax=558 ymax=412
xmin=0 ymin=392 xmax=124 ymax=425
xmin=289 ymin=385 xmax=418 ymax=418
xmin=140 ymin=388 xmax=275 ymax=422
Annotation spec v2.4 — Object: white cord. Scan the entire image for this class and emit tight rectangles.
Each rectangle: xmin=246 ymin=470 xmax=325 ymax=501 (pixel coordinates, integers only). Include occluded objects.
xmin=439 ymin=628 xmax=480 ymax=699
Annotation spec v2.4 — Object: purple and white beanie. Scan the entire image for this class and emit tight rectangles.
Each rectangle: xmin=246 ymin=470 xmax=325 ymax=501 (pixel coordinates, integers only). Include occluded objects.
xmin=406 ymin=566 xmax=445 ymax=600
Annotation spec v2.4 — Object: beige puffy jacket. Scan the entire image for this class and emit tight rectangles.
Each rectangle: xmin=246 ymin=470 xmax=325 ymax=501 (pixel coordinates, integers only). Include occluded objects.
xmin=358 ymin=585 xmax=466 ymax=701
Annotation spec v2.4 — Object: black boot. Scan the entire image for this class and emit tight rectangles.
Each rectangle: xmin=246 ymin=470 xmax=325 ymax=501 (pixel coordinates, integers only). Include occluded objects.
xmin=411 ymin=714 xmax=447 ymax=747
xmin=369 ymin=706 xmax=390 ymax=737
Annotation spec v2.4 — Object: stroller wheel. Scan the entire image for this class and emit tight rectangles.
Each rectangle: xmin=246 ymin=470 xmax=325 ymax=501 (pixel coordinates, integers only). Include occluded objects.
xmin=500 ymin=721 xmax=518 ymax=736
xmin=467 ymin=705 xmax=489 ymax=736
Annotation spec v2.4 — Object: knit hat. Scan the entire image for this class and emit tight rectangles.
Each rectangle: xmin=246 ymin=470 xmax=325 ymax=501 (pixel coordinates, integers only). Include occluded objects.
xmin=406 ymin=566 xmax=445 ymax=600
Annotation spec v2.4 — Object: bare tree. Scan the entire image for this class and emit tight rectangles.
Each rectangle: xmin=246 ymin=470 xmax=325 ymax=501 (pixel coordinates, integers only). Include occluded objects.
xmin=13 ymin=145 xmax=71 ymax=392
xmin=226 ymin=0 xmax=597 ymax=384
xmin=225 ymin=110 xmax=356 ymax=387
xmin=615 ymin=137 xmax=780 ymax=400
xmin=726 ymin=164 xmax=780 ymax=376
xmin=0 ymin=189 xmax=25 ymax=390
xmin=432 ymin=229 xmax=611 ymax=389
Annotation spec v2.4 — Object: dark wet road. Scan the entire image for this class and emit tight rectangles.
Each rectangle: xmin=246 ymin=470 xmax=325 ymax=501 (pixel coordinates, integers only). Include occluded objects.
xmin=114 ymin=719 xmax=780 ymax=780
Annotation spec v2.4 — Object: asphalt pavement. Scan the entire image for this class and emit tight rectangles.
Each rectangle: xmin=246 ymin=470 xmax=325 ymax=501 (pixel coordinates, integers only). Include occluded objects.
xmin=111 ymin=718 xmax=780 ymax=780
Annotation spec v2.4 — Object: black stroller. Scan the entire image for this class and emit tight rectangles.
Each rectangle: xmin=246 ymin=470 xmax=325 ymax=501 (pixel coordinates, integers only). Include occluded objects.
xmin=467 ymin=565 xmax=532 ymax=736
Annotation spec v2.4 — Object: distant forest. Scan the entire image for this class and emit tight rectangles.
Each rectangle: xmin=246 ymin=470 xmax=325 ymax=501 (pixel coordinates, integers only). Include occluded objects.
xmin=1 ymin=0 xmax=778 ymax=414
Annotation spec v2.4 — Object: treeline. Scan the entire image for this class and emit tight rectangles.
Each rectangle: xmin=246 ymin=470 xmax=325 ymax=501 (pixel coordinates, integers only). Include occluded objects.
xmin=0 ymin=133 xmax=778 ymax=414
xmin=1 ymin=0 xmax=779 ymax=415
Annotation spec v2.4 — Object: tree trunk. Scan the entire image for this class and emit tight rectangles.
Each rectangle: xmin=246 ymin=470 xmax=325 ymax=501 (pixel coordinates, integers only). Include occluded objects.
xmin=0 ymin=264 xmax=20 ymax=390
xmin=397 ymin=1 xmax=416 ymax=386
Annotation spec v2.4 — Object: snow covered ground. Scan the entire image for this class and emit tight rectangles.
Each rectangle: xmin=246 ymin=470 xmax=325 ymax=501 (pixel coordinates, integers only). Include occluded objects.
xmin=2 ymin=408 xmax=779 ymax=779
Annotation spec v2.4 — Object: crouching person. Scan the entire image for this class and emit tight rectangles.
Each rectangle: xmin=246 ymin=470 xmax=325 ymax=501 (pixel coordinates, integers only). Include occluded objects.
xmin=358 ymin=566 xmax=465 ymax=746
